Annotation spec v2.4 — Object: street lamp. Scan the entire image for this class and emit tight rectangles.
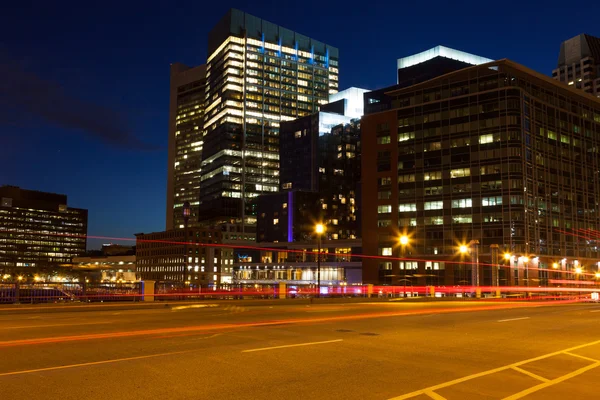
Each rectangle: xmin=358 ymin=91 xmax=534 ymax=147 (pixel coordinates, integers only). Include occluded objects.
xmin=315 ymin=223 xmax=325 ymax=298
xmin=182 ymin=201 xmax=191 ymax=286
xmin=399 ymin=235 xmax=410 ymax=297
xmin=459 ymin=240 xmax=480 ymax=296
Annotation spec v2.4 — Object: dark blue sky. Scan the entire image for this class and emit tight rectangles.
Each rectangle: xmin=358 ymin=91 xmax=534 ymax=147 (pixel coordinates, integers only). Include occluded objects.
xmin=1 ymin=0 xmax=598 ymax=249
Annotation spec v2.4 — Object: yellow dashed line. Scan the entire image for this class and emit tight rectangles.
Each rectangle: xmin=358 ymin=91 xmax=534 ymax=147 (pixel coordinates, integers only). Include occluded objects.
xmin=388 ymin=339 xmax=600 ymax=400
xmin=502 ymin=362 xmax=600 ymax=400
xmin=510 ymin=366 xmax=549 ymax=383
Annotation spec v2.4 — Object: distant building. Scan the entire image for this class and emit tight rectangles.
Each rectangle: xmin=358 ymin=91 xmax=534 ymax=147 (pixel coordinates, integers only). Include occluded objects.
xmin=166 ymin=63 xmax=207 ymax=230
xmin=71 ymin=254 xmax=137 ymax=283
xmin=233 ymin=239 xmax=363 ymax=287
xmin=259 ymin=88 xmax=363 ymax=243
xmin=100 ymin=244 xmax=135 ymax=256
xmin=135 ymin=225 xmax=253 ymax=287
xmin=198 ymin=8 xmax=339 ymax=226
xmin=0 ymin=185 xmax=87 ymax=275
xmin=552 ymin=34 xmax=600 ymax=98
xmin=361 ymin=59 xmax=600 ymax=286
xmin=365 ymin=46 xmax=493 ymax=115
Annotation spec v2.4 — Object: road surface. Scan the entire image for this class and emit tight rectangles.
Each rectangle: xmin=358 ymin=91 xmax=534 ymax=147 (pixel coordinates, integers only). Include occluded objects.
xmin=0 ymin=299 xmax=599 ymax=399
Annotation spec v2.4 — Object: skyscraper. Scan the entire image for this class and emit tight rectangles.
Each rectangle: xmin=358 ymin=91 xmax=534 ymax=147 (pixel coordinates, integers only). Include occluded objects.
xmin=199 ymin=9 xmax=339 ymax=227
xmin=552 ymin=34 xmax=600 ymax=98
xmin=166 ymin=63 xmax=207 ymax=230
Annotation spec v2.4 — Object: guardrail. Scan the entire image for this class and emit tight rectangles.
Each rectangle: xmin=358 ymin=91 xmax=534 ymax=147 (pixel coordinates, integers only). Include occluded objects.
xmin=0 ymin=282 xmax=598 ymax=304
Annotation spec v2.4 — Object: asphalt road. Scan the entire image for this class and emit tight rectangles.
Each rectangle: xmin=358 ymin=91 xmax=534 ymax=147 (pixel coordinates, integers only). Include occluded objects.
xmin=0 ymin=299 xmax=599 ymax=400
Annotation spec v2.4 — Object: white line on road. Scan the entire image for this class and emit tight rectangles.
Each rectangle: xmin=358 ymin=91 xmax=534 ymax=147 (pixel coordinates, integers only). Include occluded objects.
xmin=0 ymin=321 xmax=112 ymax=330
xmin=497 ymin=317 xmax=530 ymax=323
xmin=242 ymin=339 xmax=343 ymax=353
xmin=171 ymin=304 xmax=218 ymax=311
xmin=0 ymin=349 xmax=196 ymax=377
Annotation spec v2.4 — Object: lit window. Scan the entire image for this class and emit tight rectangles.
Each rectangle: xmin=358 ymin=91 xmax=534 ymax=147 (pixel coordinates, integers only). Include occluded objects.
xmin=377 ymin=205 xmax=392 ymax=214
xmin=451 ymin=199 xmax=472 ymax=208
xmin=424 ymin=201 xmax=443 ymax=210
xmin=451 ymin=168 xmax=470 ymax=178
xmin=399 ymin=203 xmax=417 ymax=212
xmin=482 ymin=196 xmax=502 ymax=206
xmin=273 ymin=218 xmax=279 ymax=225
xmin=452 ymin=215 xmax=472 ymax=224
xmin=380 ymin=247 xmax=393 ymax=256
xmin=479 ymin=134 xmax=493 ymax=144
xmin=398 ymin=132 xmax=415 ymax=141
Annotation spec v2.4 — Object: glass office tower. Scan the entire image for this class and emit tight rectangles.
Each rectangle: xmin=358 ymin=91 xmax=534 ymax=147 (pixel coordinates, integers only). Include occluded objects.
xmin=200 ymin=9 xmax=339 ymax=226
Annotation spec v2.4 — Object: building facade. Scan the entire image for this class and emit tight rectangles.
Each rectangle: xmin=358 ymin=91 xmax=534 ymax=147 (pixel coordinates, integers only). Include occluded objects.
xmin=198 ymin=9 xmax=339 ymax=226
xmin=72 ymin=254 xmax=137 ymax=283
xmin=233 ymin=239 xmax=362 ymax=287
xmin=0 ymin=186 xmax=87 ymax=275
xmin=166 ymin=63 xmax=207 ymax=230
xmin=135 ymin=225 xmax=255 ymax=286
xmin=362 ymin=59 xmax=600 ymax=286
xmin=256 ymin=88 xmax=364 ymax=244
xmin=256 ymin=190 xmax=321 ymax=243
xmin=552 ymin=34 xmax=600 ymax=98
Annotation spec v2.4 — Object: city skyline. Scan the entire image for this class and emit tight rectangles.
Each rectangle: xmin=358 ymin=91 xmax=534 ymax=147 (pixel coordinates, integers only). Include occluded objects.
xmin=2 ymin=1 xmax=598 ymax=249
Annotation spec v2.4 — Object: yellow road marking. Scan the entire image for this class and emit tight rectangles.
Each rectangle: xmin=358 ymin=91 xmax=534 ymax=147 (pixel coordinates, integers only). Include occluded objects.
xmin=511 ymin=366 xmax=549 ymax=382
xmin=563 ymin=351 xmax=600 ymax=363
xmin=388 ymin=338 xmax=600 ymax=400
xmin=424 ymin=390 xmax=447 ymax=400
xmin=0 ymin=349 xmax=194 ymax=377
xmin=242 ymin=339 xmax=343 ymax=353
xmin=502 ymin=362 xmax=600 ymax=399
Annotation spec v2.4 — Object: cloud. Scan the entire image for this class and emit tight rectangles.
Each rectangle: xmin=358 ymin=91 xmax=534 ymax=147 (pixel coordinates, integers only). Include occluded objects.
xmin=0 ymin=53 xmax=160 ymax=151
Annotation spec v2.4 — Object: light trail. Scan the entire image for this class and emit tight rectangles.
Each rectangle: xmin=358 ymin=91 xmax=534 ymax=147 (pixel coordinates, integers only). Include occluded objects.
xmin=0 ymin=302 xmax=552 ymax=348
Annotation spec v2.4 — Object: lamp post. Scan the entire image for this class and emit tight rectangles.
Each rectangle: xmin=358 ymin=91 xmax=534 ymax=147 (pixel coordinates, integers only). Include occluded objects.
xmin=182 ymin=201 xmax=191 ymax=286
xmin=459 ymin=240 xmax=479 ymax=297
xmin=315 ymin=224 xmax=325 ymax=298
xmin=399 ymin=235 xmax=409 ymax=297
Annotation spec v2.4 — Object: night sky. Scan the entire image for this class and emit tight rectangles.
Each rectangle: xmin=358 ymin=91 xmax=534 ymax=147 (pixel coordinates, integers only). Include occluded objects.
xmin=1 ymin=0 xmax=598 ymax=249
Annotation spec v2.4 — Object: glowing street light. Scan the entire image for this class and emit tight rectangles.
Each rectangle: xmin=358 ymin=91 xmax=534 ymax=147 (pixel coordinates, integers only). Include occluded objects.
xmin=399 ymin=235 xmax=409 ymax=246
xmin=315 ymin=223 xmax=325 ymax=298
xmin=459 ymin=245 xmax=469 ymax=254
xmin=504 ymin=253 xmax=512 ymax=261
xmin=552 ymin=263 xmax=559 ymax=269
xmin=575 ymin=266 xmax=583 ymax=274
xmin=595 ymin=272 xmax=600 ymax=279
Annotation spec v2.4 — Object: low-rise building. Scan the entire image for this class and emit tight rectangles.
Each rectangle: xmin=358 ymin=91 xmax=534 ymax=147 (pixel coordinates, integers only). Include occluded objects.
xmin=233 ymin=239 xmax=362 ymax=287
xmin=135 ymin=225 xmax=253 ymax=288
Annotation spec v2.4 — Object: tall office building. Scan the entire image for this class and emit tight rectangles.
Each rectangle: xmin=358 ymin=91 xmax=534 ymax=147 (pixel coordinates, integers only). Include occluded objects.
xmin=199 ymin=9 xmax=339 ymax=226
xmin=362 ymin=59 xmax=600 ymax=286
xmin=552 ymin=34 xmax=600 ymax=98
xmin=166 ymin=63 xmax=207 ymax=230
xmin=256 ymin=88 xmax=364 ymax=243
xmin=0 ymin=186 xmax=87 ymax=274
